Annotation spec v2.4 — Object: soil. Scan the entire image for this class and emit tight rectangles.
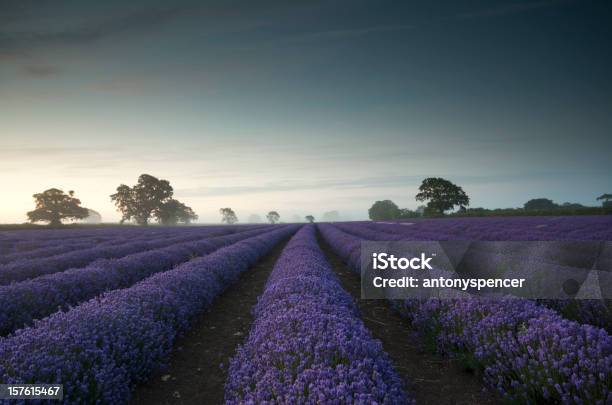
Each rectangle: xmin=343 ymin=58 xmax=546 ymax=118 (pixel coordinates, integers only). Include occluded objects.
xmin=129 ymin=238 xmax=290 ymax=405
xmin=317 ymin=233 xmax=499 ymax=405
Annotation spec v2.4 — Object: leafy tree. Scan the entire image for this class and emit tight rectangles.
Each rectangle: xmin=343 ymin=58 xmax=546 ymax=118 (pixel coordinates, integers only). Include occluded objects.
xmin=305 ymin=215 xmax=315 ymax=223
xmin=27 ymin=188 xmax=89 ymax=226
xmin=524 ymin=198 xmax=558 ymax=211
xmin=158 ymin=199 xmax=198 ymax=225
xmin=247 ymin=214 xmax=262 ymax=223
xmin=322 ymin=210 xmax=341 ymax=222
xmin=266 ymin=211 xmax=280 ymax=224
xmin=415 ymin=177 xmax=470 ymax=215
xmin=82 ymin=209 xmax=102 ymax=224
xmin=598 ymin=194 xmax=612 ymax=213
xmin=368 ymin=200 xmax=401 ymax=221
xmin=398 ymin=208 xmax=419 ymax=219
xmin=597 ymin=194 xmax=612 ymax=204
xmin=220 ymin=208 xmax=238 ymax=224
xmin=110 ymin=174 xmax=174 ymax=225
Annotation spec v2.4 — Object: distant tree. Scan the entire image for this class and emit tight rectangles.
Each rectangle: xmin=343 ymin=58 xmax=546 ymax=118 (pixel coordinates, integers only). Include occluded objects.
xmin=305 ymin=215 xmax=315 ymax=223
xmin=415 ymin=177 xmax=470 ymax=215
xmin=158 ymin=199 xmax=198 ymax=225
xmin=266 ymin=211 xmax=280 ymax=224
xmin=398 ymin=208 xmax=419 ymax=219
xmin=368 ymin=200 xmax=401 ymax=221
xmin=322 ymin=210 xmax=341 ymax=222
xmin=247 ymin=214 xmax=262 ymax=223
xmin=416 ymin=205 xmax=426 ymax=216
xmin=524 ymin=198 xmax=557 ymax=211
xmin=598 ymin=194 xmax=612 ymax=213
xmin=597 ymin=194 xmax=612 ymax=204
xmin=110 ymin=174 xmax=174 ymax=225
xmin=82 ymin=209 xmax=102 ymax=224
xmin=220 ymin=208 xmax=238 ymax=224
xmin=27 ymin=188 xmax=89 ymax=226
xmin=561 ymin=202 xmax=585 ymax=209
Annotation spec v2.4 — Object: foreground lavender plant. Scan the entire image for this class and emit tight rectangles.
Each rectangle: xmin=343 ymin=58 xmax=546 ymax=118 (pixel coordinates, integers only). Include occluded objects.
xmin=225 ymin=225 xmax=410 ymax=404
xmin=0 ymin=225 xmax=297 ymax=404
xmin=318 ymin=223 xmax=612 ymax=405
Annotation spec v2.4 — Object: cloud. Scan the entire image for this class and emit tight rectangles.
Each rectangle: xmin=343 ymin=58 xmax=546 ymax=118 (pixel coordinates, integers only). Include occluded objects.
xmin=0 ymin=4 xmax=195 ymax=58
xmin=20 ymin=64 xmax=60 ymax=77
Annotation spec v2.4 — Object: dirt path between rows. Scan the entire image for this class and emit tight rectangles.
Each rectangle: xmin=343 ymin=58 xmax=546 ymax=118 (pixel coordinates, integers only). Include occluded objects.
xmin=317 ymin=233 xmax=498 ymax=405
xmin=130 ymin=238 xmax=290 ymax=405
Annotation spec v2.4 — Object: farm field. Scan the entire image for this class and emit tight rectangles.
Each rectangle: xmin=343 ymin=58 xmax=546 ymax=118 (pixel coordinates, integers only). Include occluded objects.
xmin=0 ymin=217 xmax=611 ymax=404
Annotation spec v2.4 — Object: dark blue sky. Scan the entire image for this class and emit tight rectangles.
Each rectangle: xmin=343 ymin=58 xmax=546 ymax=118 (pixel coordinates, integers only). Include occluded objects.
xmin=1 ymin=0 xmax=611 ymax=222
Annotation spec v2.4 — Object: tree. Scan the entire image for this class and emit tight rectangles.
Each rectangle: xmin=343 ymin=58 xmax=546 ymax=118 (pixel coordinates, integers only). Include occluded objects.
xmin=247 ymin=214 xmax=262 ymax=223
xmin=220 ymin=208 xmax=238 ymax=224
xmin=110 ymin=174 xmax=175 ymax=225
xmin=524 ymin=198 xmax=557 ymax=211
xmin=27 ymin=188 xmax=89 ymax=226
xmin=266 ymin=211 xmax=280 ymax=224
xmin=368 ymin=200 xmax=401 ymax=221
xmin=398 ymin=208 xmax=419 ymax=219
xmin=597 ymin=194 xmax=612 ymax=204
xmin=415 ymin=177 xmax=470 ymax=215
xmin=82 ymin=209 xmax=102 ymax=224
xmin=322 ymin=210 xmax=341 ymax=222
xmin=598 ymin=194 xmax=612 ymax=214
xmin=305 ymin=215 xmax=315 ymax=223
xmin=158 ymin=199 xmax=198 ymax=225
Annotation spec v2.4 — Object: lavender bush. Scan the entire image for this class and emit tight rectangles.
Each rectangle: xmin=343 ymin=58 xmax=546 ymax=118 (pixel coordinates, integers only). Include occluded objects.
xmin=0 ymin=226 xmax=277 ymax=336
xmin=0 ymin=225 xmax=297 ymax=404
xmin=318 ymin=223 xmax=612 ymax=404
xmin=0 ymin=226 xmax=243 ymax=285
xmin=225 ymin=225 xmax=410 ymax=404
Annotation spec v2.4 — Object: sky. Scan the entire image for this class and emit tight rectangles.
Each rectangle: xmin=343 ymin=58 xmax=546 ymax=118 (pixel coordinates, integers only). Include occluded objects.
xmin=1 ymin=0 xmax=611 ymax=223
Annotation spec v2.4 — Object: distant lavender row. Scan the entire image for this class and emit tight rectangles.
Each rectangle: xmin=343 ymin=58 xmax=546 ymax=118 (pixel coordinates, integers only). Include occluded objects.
xmin=225 ymin=225 xmax=409 ymax=404
xmin=318 ymin=223 xmax=612 ymax=404
xmin=0 ymin=234 xmax=135 ymax=265
xmin=356 ymin=215 xmax=612 ymax=241
xmin=0 ymin=225 xmax=298 ymax=404
xmin=0 ymin=226 xmax=276 ymax=336
xmin=330 ymin=222 xmax=612 ymax=331
xmin=0 ymin=226 xmax=189 ymax=253
xmin=0 ymin=225 xmax=261 ymax=264
xmin=0 ymin=226 xmax=247 ymax=285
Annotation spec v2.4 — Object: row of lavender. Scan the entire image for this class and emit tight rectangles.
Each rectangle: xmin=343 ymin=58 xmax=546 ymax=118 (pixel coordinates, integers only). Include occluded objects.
xmin=0 ymin=225 xmax=263 ymax=285
xmin=0 ymin=225 xmax=226 ymax=264
xmin=361 ymin=215 xmax=612 ymax=241
xmin=0 ymin=226 xmax=277 ymax=337
xmin=225 ymin=225 xmax=410 ymax=404
xmin=334 ymin=221 xmax=612 ymax=332
xmin=0 ymin=226 xmax=196 ymax=254
xmin=0 ymin=225 xmax=298 ymax=404
xmin=318 ymin=223 xmax=612 ymax=404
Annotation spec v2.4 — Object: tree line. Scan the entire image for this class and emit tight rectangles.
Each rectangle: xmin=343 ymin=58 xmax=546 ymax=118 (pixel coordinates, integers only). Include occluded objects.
xmin=25 ymin=175 xmax=611 ymax=226
xmin=368 ymin=177 xmax=612 ymax=220
xmin=25 ymin=174 xmax=318 ymax=226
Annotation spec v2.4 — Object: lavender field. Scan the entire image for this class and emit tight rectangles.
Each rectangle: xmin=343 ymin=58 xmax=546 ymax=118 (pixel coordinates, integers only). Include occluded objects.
xmin=0 ymin=217 xmax=611 ymax=404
